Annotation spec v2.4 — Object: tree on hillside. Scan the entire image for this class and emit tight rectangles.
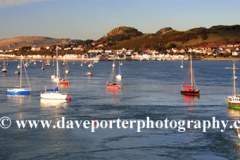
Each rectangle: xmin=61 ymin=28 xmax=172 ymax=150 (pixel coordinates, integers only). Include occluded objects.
xmin=168 ymin=43 xmax=177 ymax=49
xmin=21 ymin=46 xmax=31 ymax=51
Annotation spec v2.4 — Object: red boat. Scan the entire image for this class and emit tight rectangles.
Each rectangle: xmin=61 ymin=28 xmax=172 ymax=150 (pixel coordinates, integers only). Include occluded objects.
xmin=60 ymin=80 xmax=69 ymax=85
xmin=106 ymin=62 xmax=122 ymax=91
xmin=106 ymin=83 xmax=121 ymax=91
xmin=181 ymin=88 xmax=200 ymax=96
xmin=60 ymin=64 xmax=69 ymax=85
xmin=181 ymin=55 xmax=200 ymax=96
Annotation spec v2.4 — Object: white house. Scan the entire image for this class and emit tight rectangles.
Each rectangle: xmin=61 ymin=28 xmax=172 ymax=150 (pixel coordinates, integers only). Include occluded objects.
xmin=232 ymin=51 xmax=239 ymax=56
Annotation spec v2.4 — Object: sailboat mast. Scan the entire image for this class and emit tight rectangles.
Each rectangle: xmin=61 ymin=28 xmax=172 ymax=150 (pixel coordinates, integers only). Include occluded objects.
xmin=113 ymin=61 xmax=115 ymax=83
xmin=56 ymin=47 xmax=59 ymax=89
xmin=225 ymin=63 xmax=240 ymax=97
xmin=56 ymin=47 xmax=59 ymax=78
xmin=65 ymin=64 xmax=67 ymax=80
xmin=190 ymin=55 xmax=193 ymax=87
xmin=20 ymin=58 xmax=22 ymax=88
xmin=233 ymin=63 xmax=236 ymax=96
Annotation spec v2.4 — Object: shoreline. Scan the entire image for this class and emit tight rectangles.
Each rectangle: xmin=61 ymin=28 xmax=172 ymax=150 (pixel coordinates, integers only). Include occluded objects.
xmin=1 ymin=57 xmax=240 ymax=61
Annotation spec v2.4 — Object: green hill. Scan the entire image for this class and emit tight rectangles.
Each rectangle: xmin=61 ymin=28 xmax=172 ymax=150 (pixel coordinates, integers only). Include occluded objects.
xmin=97 ymin=26 xmax=143 ymax=45
xmin=101 ymin=25 xmax=240 ymax=50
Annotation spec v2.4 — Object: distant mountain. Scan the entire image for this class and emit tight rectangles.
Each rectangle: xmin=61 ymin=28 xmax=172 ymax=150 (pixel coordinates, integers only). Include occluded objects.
xmin=0 ymin=36 xmax=81 ymax=50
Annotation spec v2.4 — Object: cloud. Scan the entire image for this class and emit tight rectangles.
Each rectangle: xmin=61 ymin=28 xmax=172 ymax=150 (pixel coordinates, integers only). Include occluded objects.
xmin=0 ymin=0 xmax=51 ymax=8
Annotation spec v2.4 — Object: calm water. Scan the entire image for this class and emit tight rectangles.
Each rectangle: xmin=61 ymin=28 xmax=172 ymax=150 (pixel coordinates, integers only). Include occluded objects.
xmin=0 ymin=60 xmax=240 ymax=159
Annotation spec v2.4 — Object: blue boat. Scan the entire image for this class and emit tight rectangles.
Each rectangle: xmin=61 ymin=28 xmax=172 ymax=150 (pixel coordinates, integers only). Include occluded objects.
xmin=7 ymin=88 xmax=31 ymax=94
xmin=7 ymin=58 xmax=31 ymax=94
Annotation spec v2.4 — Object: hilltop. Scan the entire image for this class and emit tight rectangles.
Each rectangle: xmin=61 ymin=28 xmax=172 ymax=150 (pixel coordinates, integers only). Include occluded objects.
xmin=0 ymin=36 xmax=81 ymax=50
xmin=108 ymin=25 xmax=240 ymax=50
xmin=96 ymin=26 xmax=143 ymax=45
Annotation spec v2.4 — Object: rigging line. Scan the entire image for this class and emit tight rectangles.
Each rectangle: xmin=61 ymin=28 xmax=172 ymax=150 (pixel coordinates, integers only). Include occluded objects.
xmin=14 ymin=71 xmax=18 ymax=87
xmin=23 ymin=60 xmax=31 ymax=89
xmin=181 ymin=68 xmax=190 ymax=86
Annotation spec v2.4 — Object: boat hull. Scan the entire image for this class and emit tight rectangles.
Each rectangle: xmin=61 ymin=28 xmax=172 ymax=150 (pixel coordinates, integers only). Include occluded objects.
xmin=40 ymin=92 xmax=67 ymax=100
xmin=181 ymin=90 xmax=200 ymax=96
xmin=106 ymin=85 xmax=121 ymax=91
xmin=7 ymin=88 xmax=31 ymax=94
xmin=228 ymin=102 xmax=240 ymax=108
xmin=51 ymin=75 xmax=56 ymax=79
xmin=60 ymin=81 xmax=69 ymax=85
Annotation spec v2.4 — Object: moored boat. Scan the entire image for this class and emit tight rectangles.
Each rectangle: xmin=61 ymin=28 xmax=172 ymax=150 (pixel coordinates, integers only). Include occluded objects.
xmin=226 ymin=63 xmax=240 ymax=108
xmin=2 ymin=61 xmax=7 ymax=73
xmin=7 ymin=58 xmax=31 ymax=94
xmin=60 ymin=64 xmax=69 ymax=85
xmin=106 ymin=61 xmax=122 ymax=91
xmin=15 ymin=71 xmax=20 ymax=75
xmin=2 ymin=68 xmax=7 ymax=73
xmin=181 ymin=55 xmax=199 ymax=96
xmin=85 ymin=71 xmax=92 ymax=76
xmin=40 ymin=47 xmax=68 ymax=100
xmin=116 ymin=61 xmax=122 ymax=80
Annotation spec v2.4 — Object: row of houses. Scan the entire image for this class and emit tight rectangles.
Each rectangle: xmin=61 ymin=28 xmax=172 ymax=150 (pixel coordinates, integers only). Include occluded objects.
xmin=1 ymin=42 xmax=240 ymax=58
xmin=170 ymin=44 xmax=240 ymax=56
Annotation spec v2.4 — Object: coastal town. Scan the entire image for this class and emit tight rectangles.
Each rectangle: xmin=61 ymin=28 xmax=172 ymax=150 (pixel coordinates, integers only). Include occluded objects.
xmin=0 ymin=42 xmax=240 ymax=61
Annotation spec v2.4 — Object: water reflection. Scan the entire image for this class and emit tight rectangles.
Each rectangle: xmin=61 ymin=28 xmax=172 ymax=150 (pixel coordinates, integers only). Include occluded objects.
xmin=228 ymin=108 xmax=240 ymax=118
xmin=106 ymin=90 xmax=122 ymax=104
xmin=182 ymin=95 xmax=200 ymax=106
xmin=7 ymin=94 xmax=32 ymax=105
xmin=7 ymin=94 xmax=32 ymax=120
xmin=40 ymin=99 xmax=67 ymax=108
xmin=60 ymin=84 xmax=69 ymax=88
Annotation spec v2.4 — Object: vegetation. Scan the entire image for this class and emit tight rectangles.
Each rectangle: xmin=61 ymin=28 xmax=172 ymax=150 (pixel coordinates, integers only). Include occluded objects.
xmin=1 ymin=25 xmax=240 ymax=52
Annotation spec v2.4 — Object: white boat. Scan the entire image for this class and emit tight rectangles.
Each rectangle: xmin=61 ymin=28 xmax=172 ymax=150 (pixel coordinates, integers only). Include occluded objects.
xmin=45 ymin=61 xmax=50 ymax=66
xmin=17 ymin=65 xmax=21 ymax=69
xmin=7 ymin=58 xmax=31 ymax=94
xmin=180 ymin=59 xmax=184 ymax=68
xmin=85 ymin=71 xmax=92 ymax=76
xmin=65 ymin=69 xmax=69 ymax=74
xmin=226 ymin=63 xmax=240 ymax=108
xmin=88 ymin=55 xmax=93 ymax=67
xmin=40 ymin=47 xmax=67 ymax=100
xmin=41 ymin=61 xmax=44 ymax=70
xmin=25 ymin=61 xmax=29 ymax=67
xmin=116 ymin=61 xmax=122 ymax=80
xmin=65 ymin=61 xmax=69 ymax=74
xmin=2 ymin=68 xmax=7 ymax=73
xmin=53 ymin=77 xmax=60 ymax=82
xmin=51 ymin=74 xmax=56 ymax=79
xmin=88 ymin=60 xmax=93 ymax=68
xmin=40 ymin=89 xmax=67 ymax=100
xmin=2 ymin=61 xmax=7 ymax=73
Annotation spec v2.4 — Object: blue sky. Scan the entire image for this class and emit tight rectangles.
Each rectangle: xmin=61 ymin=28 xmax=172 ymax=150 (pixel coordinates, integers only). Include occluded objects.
xmin=0 ymin=0 xmax=239 ymax=40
